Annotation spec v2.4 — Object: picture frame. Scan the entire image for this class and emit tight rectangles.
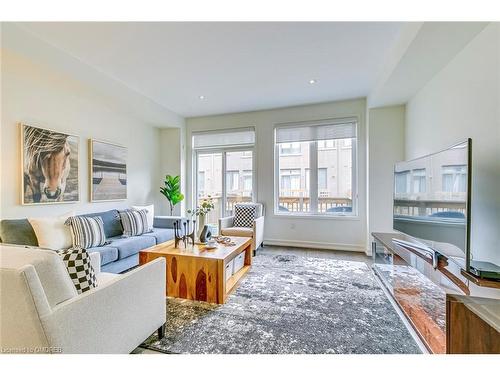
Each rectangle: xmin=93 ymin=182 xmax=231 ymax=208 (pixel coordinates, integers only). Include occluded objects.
xmin=89 ymin=139 xmax=127 ymax=202
xmin=21 ymin=123 xmax=80 ymax=205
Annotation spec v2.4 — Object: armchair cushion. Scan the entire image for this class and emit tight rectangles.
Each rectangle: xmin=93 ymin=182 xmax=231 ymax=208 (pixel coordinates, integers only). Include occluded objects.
xmin=220 ymin=227 xmax=254 ymax=237
xmin=233 ymin=204 xmax=257 ymax=228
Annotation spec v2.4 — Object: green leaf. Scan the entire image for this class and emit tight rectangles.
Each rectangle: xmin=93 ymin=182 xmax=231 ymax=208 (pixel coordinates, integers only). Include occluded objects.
xmin=160 ymin=175 xmax=184 ymax=208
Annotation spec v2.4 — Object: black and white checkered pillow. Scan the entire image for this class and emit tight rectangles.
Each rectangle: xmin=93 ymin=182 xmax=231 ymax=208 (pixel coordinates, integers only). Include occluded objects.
xmin=118 ymin=209 xmax=152 ymax=236
xmin=65 ymin=215 xmax=107 ymax=248
xmin=58 ymin=247 xmax=97 ymax=294
xmin=233 ymin=204 xmax=257 ymax=228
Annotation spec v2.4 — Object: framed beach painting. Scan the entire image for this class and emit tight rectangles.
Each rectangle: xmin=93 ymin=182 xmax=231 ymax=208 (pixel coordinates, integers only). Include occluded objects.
xmin=89 ymin=139 xmax=127 ymax=202
xmin=21 ymin=124 xmax=80 ymax=205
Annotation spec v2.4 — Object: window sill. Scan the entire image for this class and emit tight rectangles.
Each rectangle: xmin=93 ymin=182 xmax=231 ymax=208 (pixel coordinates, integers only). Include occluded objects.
xmin=272 ymin=212 xmax=360 ymax=221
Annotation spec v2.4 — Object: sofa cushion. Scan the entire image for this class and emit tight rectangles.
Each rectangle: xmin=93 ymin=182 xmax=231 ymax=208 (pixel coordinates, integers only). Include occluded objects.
xmin=65 ymin=216 xmax=107 ymax=248
xmin=28 ymin=212 xmax=74 ymax=251
xmin=0 ymin=219 xmax=39 ymax=247
xmin=220 ymin=227 xmax=254 ymax=238
xmin=142 ymin=228 xmax=174 ymax=244
xmin=83 ymin=209 xmax=123 ymax=238
xmin=132 ymin=204 xmax=154 ymax=231
xmin=87 ymin=246 xmax=119 ymax=266
xmin=108 ymin=235 xmax=155 ymax=259
xmin=118 ymin=209 xmax=152 ymax=236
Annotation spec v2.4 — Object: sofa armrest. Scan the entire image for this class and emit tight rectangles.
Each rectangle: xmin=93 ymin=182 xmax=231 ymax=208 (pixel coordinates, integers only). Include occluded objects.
xmin=153 ymin=216 xmax=186 ymax=229
xmin=42 ymin=258 xmax=166 ymax=353
xmin=219 ymin=216 xmax=235 ymax=231
xmin=88 ymin=251 xmax=101 ymax=274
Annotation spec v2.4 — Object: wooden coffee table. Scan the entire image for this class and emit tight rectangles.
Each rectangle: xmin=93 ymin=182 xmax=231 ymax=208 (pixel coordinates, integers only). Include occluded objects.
xmin=139 ymin=236 xmax=252 ymax=304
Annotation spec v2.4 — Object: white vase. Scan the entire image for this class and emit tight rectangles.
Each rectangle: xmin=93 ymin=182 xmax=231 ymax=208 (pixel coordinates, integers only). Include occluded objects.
xmin=197 ymin=214 xmax=206 ymax=240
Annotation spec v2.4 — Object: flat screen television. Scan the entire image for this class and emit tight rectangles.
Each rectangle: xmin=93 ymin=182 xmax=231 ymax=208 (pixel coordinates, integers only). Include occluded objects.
xmin=393 ymin=139 xmax=471 ymax=270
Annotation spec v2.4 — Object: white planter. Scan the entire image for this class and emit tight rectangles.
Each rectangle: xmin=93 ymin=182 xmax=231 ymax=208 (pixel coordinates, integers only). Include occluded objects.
xmin=197 ymin=214 xmax=206 ymax=240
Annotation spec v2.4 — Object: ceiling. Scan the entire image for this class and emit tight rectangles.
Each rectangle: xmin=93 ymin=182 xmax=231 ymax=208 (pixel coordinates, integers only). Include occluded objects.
xmin=18 ymin=22 xmax=404 ymax=117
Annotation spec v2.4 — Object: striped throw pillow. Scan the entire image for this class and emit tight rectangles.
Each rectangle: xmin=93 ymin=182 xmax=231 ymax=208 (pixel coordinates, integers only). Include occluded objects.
xmin=119 ymin=209 xmax=152 ymax=236
xmin=65 ymin=216 xmax=107 ymax=248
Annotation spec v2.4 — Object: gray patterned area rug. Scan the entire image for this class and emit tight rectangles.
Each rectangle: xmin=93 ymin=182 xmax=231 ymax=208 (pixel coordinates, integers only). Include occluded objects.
xmin=141 ymin=253 xmax=421 ymax=354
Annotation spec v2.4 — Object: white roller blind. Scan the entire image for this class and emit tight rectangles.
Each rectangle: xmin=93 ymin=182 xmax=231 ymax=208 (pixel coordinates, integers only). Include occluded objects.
xmin=275 ymin=118 xmax=357 ymax=143
xmin=193 ymin=127 xmax=255 ymax=149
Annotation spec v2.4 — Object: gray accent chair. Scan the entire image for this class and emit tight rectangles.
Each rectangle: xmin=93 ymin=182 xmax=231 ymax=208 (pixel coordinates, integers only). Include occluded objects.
xmin=219 ymin=203 xmax=265 ymax=255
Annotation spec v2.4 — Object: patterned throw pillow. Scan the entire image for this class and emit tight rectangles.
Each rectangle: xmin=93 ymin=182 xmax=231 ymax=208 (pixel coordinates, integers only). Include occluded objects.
xmin=233 ymin=204 xmax=257 ymax=228
xmin=118 ymin=209 xmax=152 ymax=236
xmin=58 ymin=247 xmax=97 ymax=294
xmin=65 ymin=216 xmax=107 ymax=248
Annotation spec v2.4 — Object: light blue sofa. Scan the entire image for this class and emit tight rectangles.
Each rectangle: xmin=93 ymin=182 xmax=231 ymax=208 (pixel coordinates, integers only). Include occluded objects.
xmin=0 ymin=210 xmax=185 ymax=273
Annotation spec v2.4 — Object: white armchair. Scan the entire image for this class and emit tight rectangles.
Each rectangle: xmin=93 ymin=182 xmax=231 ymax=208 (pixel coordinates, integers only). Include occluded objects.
xmin=219 ymin=203 xmax=265 ymax=255
xmin=0 ymin=245 xmax=166 ymax=354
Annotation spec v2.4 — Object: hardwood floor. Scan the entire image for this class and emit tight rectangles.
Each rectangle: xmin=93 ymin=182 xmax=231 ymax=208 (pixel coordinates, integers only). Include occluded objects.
xmin=259 ymin=245 xmax=373 ymax=264
xmin=132 ymin=245 xmax=372 ymax=354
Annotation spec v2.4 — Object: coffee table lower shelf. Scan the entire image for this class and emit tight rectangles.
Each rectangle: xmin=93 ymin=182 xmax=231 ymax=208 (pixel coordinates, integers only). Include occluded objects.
xmin=139 ymin=237 xmax=252 ymax=304
xmin=226 ymin=265 xmax=251 ymax=295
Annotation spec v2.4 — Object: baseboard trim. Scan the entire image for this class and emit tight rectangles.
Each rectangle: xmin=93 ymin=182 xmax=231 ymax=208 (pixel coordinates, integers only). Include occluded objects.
xmin=263 ymin=238 xmax=365 ymax=253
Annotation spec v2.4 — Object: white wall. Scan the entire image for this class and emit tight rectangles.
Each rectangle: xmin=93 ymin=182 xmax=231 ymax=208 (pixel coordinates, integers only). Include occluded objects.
xmin=186 ymin=99 xmax=368 ymax=252
xmin=367 ymin=105 xmax=405 ymax=253
xmin=158 ymin=127 xmax=187 ymax=216
xmin=406 ymin=23 xmax=500 ymax=265
xmin=0 ymin=41 xmax=180 ymax=219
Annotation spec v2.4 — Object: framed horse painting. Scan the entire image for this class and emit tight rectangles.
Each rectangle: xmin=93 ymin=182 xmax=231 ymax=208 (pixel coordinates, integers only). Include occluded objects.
xmin=21 ymin=124 xmax=80 ymax=205
xmin=89 ymin=139 xmax=127 ymax=202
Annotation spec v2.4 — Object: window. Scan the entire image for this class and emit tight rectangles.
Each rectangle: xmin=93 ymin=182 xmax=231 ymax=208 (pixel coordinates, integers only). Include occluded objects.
xmin=318 ymin=140 xmax=335 ymax=149
xmin=318 ymin=168 xmax=328 ymax=190
xmin=412 ymin=168 xmax=426 ymax=193
xmin=279 ymin=142 xmax=301 ymax=155
xmin=197 ymin=171 xmax=205 ymax=196
xmin=226 ymin=171 xmax=239 ymax=192
xmin=193 ymin=128 xmax=255 ymax=226
xmin=442 ymin=165 xmax=466 ymax=193
xmin=280 ymin=169 xmax=302 ymax=194
xmin=305 ymin=168 xmax=327 ymax=191
xmin=395 ymin=171 xmax=410 ymax=195
xmin=275 ymin=118 xmax=357 ymax=215
xmin=242 ymin=170 xmax=252 ymax=194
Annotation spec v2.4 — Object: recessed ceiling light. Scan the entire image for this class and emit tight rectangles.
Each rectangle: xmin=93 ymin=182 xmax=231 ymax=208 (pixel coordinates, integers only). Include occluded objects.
xmin=199 ymin=95 xmax=205 ymax=100
xmin=309 ymin=79 xmax=317 ymax=84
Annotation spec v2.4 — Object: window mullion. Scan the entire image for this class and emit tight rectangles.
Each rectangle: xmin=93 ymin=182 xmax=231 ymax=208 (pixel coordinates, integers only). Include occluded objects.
xmin=309 ymin=141 xmax=319 ymax=213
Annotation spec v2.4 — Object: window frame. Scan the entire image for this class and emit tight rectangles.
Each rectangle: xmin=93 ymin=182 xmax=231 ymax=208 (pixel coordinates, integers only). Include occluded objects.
xmin=273 ymin=120 xmax=358 ymax=218
xmin=194 ymin=146 xmax=256 ymax=218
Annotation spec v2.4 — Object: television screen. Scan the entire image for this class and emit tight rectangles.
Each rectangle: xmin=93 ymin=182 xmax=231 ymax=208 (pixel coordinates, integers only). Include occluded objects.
xmin=393 ymin=140 xmax=470 ymax=262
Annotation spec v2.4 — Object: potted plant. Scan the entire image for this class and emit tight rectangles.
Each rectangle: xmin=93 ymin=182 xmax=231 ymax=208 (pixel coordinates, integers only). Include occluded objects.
xmin=160 ymin=175 xmax=184 ymax=215
xmin=187 ymin=196 xmax=215 ymax=239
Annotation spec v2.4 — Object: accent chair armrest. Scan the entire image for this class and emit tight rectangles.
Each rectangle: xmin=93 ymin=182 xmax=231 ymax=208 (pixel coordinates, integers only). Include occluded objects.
xmin=219 ymin=216 xmax=235 ymax=230
xmin=153 ymin=216 xmax=187 ymax=229
xmin=253 ymin=215 xmax=265 ymax=251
